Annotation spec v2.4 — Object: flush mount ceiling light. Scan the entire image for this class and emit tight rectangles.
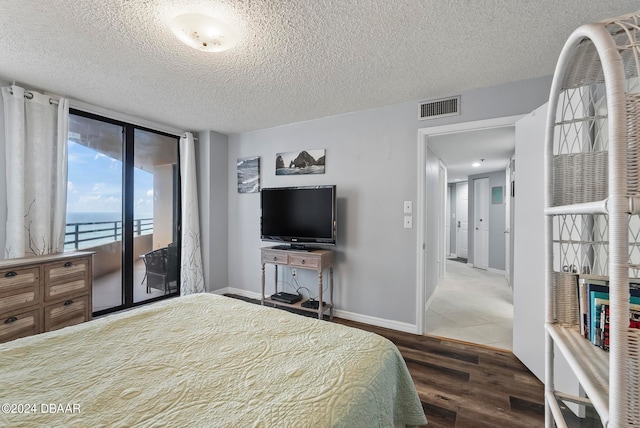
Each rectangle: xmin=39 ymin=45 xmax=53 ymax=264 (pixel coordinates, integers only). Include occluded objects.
xmin=170 ymin=13 xmax=237 ymax=52
xmin=472 ymin=158 xmax=484 ymax=168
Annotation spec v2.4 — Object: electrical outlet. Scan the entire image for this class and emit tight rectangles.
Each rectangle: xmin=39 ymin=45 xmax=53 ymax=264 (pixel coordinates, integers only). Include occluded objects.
xmin=291 ymin=268 xmax=297 ymax=277
xmin=404 ymin=216 xmax=413 ymax=229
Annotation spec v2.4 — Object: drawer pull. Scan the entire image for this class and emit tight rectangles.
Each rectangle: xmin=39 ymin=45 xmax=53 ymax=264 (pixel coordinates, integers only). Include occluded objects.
xmin=64 ymin=300 xmax=74 ymax=306
xmin=273 ymin=256 xmax=277 ymax=261
xmin=63 ymin=262 xmax=73 ymax=267
xmin=301 ymin=260 xmax=306 ymax=264
xmin=4 ymin=316 xmax=17 ymax=324
xmin=4 ymin=271 xmax=17 ymax=278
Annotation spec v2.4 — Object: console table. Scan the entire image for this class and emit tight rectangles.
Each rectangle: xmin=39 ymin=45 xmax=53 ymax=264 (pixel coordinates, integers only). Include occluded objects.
xmin=260 ymin=246 xmax=333 ymax=319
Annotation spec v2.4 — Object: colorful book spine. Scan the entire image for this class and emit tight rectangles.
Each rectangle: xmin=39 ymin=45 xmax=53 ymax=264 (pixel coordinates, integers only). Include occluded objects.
xmin=601 ymin=304 xmax=609 ymax=351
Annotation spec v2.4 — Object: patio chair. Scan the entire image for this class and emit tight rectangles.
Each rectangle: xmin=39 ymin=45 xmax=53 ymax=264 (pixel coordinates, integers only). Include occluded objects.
xmin=144 ymin=246 xmax=178 ymax=294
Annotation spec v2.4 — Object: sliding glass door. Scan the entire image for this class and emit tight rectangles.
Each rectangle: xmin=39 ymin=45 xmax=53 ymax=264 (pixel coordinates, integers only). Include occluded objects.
xmin=66 ymin=110 xmax=180 ymax=316
xmin=133 ymin=129 xmax=180 ymax=304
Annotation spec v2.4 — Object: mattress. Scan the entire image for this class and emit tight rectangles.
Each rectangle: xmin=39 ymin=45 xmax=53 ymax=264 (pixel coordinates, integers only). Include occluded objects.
xmin=0 ymin=293 xmax=427 ymax=427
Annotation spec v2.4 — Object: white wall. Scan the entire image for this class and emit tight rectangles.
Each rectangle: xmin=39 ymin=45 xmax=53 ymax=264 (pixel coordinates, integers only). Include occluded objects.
xmin=196 ymin=131 xmax=229 ymax=292
xmin=227 ymin=76 xmax=553 ymax=328
xmin=228 ymin=102 xmax=420 ymax=325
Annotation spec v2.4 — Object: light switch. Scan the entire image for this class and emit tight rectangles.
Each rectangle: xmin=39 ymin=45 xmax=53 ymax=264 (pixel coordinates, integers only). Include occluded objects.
xmin=403 ymin=201 xmax=412 ymax=214
xmin=404 ymin=216 xmax=413 ymax=229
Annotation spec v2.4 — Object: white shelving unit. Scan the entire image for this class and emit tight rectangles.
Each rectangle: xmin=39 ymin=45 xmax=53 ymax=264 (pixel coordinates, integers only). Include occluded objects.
xmin=544 ymin=12 xmax=640 ymax=428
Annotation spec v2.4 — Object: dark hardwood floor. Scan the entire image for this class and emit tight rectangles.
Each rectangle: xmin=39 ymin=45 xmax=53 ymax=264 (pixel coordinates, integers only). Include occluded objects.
xmin=334 ymin=318 xmax=545 ymax=428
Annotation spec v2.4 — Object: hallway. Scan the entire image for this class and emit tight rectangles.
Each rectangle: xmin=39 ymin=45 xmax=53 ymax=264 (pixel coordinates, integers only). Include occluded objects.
xmin=425 ymin=259 xmax=513 ymax=350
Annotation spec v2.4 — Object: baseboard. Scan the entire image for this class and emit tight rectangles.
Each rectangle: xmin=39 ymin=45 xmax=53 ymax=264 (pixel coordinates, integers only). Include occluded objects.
xmin=333 ymin=309 xmax=419 ymax=334
xmin=215 ymin=287 xmax=420 ymax=334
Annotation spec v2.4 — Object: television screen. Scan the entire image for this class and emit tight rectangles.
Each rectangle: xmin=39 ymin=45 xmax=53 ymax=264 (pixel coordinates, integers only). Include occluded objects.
xmin=261 ymin=185 xmax=336 ymax=247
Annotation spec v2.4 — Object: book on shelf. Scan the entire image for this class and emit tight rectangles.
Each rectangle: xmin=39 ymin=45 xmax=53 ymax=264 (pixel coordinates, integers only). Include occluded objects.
xmin=578 ymin=280 xmax=588 ymax=337
xmin=577 ymin=275 xmax=640 ymax=350
xmin=600 ymin=304 xmax=609 ymax=351
xmin=600 ymin=304 xmax=640 ymax=351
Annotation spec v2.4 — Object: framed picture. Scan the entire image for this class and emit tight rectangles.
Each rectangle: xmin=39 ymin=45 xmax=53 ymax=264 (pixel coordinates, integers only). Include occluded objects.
xmin=492 ymin=186 xmax=504 ymax=204
xmin=237 ymin=156 xmax=260 ymax=193
xmin=275 ymin=149 xmax=325 ymax=175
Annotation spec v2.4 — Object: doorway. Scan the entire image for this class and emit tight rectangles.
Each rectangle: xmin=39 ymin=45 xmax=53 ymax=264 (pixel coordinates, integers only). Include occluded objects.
xmin=416 ymin=115 xmax=523 ymax=345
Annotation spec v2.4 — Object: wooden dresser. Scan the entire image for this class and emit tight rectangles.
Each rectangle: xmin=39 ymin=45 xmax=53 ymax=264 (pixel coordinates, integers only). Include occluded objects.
xmin=0 ymin=251 xmax=93 ymax=343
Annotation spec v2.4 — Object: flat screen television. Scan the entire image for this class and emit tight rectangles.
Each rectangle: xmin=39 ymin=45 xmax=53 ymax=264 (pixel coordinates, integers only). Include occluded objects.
xmin=260 ymin=185 xmax=336 ymax=249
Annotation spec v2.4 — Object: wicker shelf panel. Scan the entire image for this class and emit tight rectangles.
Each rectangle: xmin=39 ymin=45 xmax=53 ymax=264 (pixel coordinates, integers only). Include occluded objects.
xmin=546 ymin=324 xmax=610 ymax=426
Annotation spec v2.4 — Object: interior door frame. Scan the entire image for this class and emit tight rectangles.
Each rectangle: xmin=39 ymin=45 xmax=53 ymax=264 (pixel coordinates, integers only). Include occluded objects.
xmin=416 ymin=114 xmax=524 ymax=335
xmin=438 ymin=160 xmax=447 ymax=279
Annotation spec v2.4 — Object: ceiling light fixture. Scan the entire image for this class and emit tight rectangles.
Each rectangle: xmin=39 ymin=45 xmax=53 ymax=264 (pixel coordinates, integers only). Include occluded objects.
xmin=472 ymin=158 xmax=485 ymax=168
xmin=170 ymin=14 xmax=237 ymax=52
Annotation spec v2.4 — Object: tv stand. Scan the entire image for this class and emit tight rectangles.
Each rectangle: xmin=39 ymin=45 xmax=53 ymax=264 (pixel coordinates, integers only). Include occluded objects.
xmin=260 ymin=246 xmax=333 ymax=319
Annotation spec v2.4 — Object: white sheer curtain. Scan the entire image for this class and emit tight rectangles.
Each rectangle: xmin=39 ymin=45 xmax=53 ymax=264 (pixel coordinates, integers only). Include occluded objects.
xmin=179 ymin=132 xmax=205 ymax=294
xmin=1 ymin=85 xmax=69 ymax=259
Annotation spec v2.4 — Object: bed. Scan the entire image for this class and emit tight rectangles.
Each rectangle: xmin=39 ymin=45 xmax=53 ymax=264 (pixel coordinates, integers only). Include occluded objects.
xmin=0 ymin=293 xmax=427 ymax=427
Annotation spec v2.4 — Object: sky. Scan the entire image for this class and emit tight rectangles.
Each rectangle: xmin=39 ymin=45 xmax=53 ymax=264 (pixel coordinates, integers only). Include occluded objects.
xmin=66 ymin=141 xmax=153 ymax=218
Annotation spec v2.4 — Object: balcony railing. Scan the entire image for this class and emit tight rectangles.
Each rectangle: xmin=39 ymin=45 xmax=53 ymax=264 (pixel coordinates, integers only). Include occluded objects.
xmin=65 ymin=218 xmax=153 ymax=250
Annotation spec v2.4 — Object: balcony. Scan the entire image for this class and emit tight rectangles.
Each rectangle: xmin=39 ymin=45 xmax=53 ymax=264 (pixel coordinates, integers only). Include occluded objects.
xmin=65 ymin=219 xmax=173 ymax=312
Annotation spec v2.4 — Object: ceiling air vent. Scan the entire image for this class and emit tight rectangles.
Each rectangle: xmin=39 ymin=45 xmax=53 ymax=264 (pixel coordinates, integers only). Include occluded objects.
xmin=419 ymin=96 xmax=460 ymax=120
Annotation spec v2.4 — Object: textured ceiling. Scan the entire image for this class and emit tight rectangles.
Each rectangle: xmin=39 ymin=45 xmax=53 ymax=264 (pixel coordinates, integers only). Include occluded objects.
xmin=0 ymin=1 xmax=637 ymax=134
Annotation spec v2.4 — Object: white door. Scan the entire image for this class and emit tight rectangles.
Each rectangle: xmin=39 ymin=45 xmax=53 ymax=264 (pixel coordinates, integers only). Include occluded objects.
xmin=455 ymin=181 xmax=468 ymax=259
xmin=474 ymin=177 xmax=490 ymax=270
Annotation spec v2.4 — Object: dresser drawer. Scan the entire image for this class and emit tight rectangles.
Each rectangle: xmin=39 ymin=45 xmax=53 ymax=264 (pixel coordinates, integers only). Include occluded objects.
xmin=44 ymin=258 xmax=91 ymax=302
xmin=261 ymin=251 xmax=289 ymax=265
xmin=289 ymin=255 xmax=319 ymax=269
xmin=0 ymin=308 xmax=40 ymax=343
xmin=0 ymin=267 xmax=40 ymax=313
xmin=44 ymin=295 xmax=90 ymax=332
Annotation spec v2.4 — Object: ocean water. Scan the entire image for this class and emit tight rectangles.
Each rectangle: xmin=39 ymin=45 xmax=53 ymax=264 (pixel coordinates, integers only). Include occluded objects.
xmin=237 ymin=159 xmax=260 ymax=193
xmin=276 ymin=165 xmax=325 ymax=175
xmin=67 ymin=212 xmax=122 ymax=224
xmin=65 ymin=212 xmax=152 ymax=250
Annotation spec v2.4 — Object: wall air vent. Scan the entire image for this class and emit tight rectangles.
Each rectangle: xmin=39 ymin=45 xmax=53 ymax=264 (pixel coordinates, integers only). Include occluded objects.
xmin=419 ymin=96 xmax=460 ymax=120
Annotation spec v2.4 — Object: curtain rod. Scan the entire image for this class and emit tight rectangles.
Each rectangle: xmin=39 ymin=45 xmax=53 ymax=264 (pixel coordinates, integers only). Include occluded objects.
xmin=8 ymin=85 xmax=198 ymax=138
xmin=8 ymin=86 xmax=58 ymax=105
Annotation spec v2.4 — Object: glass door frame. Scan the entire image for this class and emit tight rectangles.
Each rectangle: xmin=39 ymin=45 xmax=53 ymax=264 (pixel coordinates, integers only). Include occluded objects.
xmin=70 ymin=109 xmax=181 ymax=317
